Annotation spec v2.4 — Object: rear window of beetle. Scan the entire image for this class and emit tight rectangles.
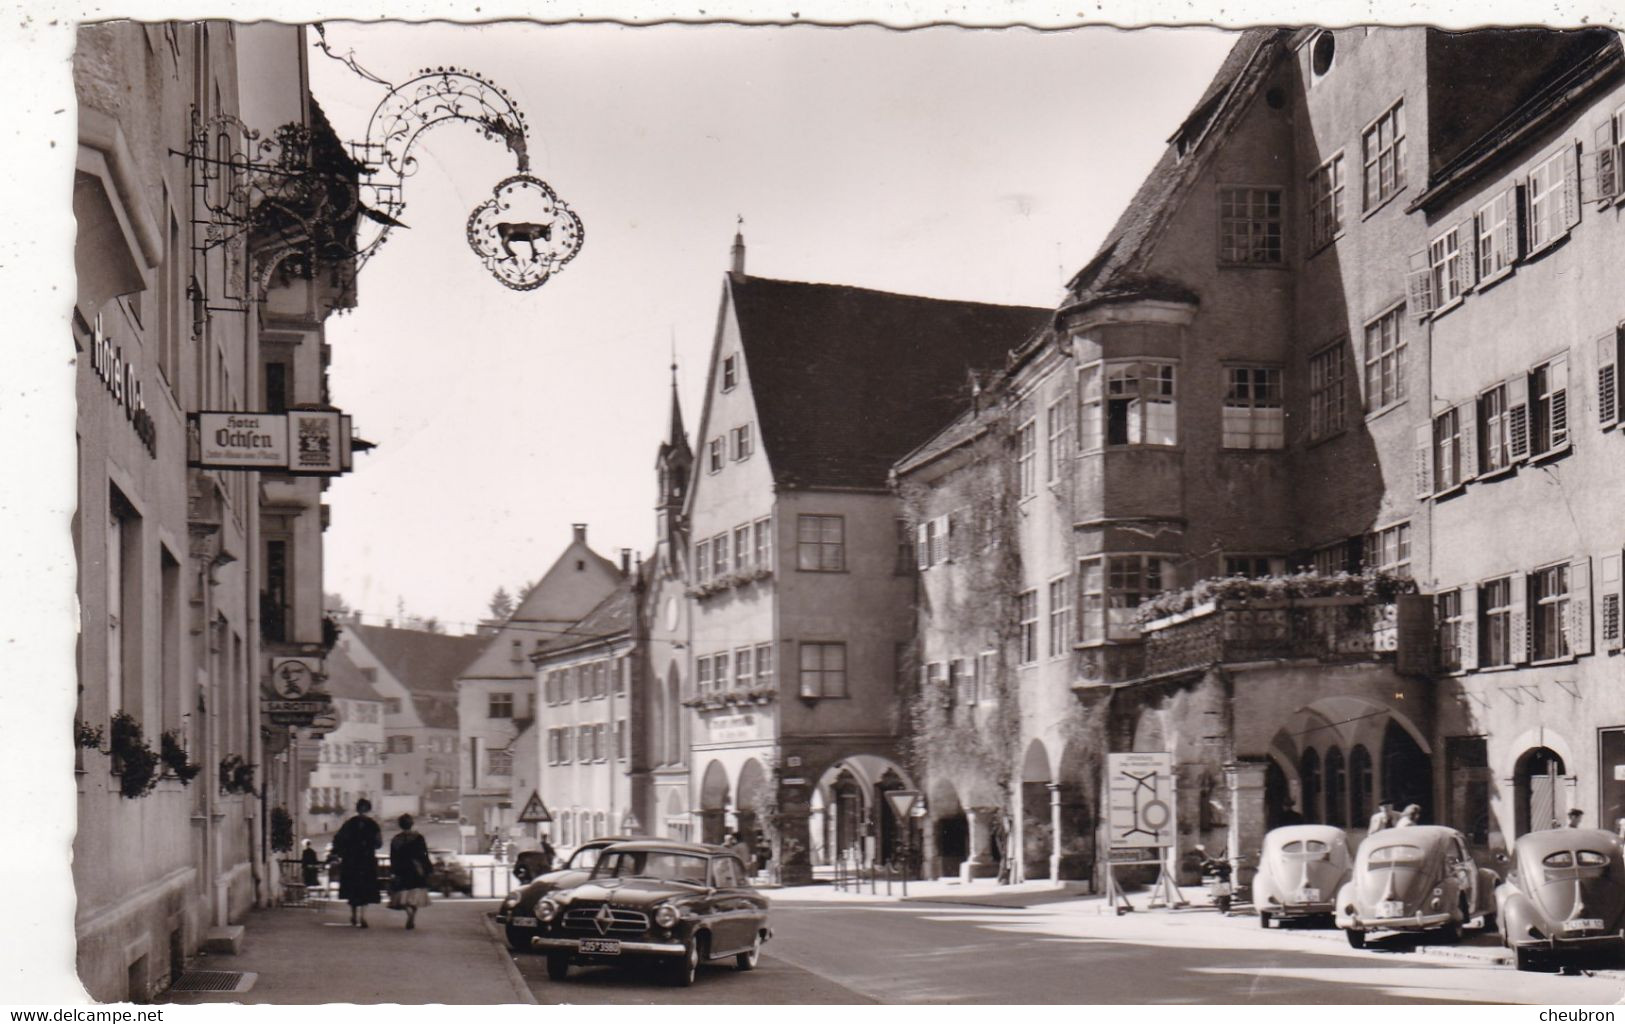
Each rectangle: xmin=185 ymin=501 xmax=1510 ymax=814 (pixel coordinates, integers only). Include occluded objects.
xmin=1369 ymin=844 xmax=1421 ymax=863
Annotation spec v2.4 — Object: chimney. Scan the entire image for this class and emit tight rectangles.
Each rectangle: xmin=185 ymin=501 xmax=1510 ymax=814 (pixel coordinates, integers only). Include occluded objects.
xmin=730 ymin=222 xmax=746 ymax=276
xmin=620 ymin=548 xmax=632 ymax=574
xmin=572 ymin=523 xmax=587 ymax=544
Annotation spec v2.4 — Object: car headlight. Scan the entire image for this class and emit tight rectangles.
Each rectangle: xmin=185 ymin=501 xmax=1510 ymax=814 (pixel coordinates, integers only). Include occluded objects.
xmin=538 ymin=898 xmax=560 ymax=923
xmin=654 ymin=904 xmax=680 ymax=929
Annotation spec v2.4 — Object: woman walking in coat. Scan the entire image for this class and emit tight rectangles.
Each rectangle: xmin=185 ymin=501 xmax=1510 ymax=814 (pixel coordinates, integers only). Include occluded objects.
xmin=331 ymin=798 xmax=383 ymax=927
xmin=389 ymin=814 xmax=434 ymax=930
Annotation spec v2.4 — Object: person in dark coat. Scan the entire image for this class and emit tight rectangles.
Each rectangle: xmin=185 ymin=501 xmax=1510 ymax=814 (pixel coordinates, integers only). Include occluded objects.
xmin=331 ymin=797 xmax=383 ymax=927
xmin=388 ymin=814 xmax=433 ymax=930
xmin=300 ymin=840 xmax=320 ymax=887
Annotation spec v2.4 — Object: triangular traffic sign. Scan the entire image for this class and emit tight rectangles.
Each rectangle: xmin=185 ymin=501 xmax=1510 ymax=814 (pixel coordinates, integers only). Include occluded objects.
xmin=884 ymin=789 xmax=921 ymax=822
xmin=517 ymin=790 xmax=552 ymax=823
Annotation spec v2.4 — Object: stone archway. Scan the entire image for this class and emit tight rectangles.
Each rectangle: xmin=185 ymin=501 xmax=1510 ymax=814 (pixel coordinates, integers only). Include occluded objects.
xmin=1382 ymin=720 xmax=1432 ymax=823
xmin=699 ymin=760 xmax=730 ymax=845
xmin=736 ymin=758 xmax=769 ymax=850
xmin=927 ymin=776 xmax=968 ymax=879
xmin=1020 ymin=740 xmax=1053 ymax=880
xmin=1054 ymin=740 xmax=1096 ymax=881
xmin=1515 ymin=746 xmax=1567 ymax=836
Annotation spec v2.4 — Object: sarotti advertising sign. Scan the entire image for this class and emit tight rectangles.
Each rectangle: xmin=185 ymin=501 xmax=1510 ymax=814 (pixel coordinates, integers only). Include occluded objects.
xmin=191 ymin=412 xmax=288 ymax=468
xmin=189 ymin=411 xmax=354 ymax=475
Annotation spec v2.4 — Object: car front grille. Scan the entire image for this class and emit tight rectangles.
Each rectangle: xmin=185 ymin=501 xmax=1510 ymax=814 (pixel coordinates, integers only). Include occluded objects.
xmin=561 ymin=901 xmax=651 ymax=935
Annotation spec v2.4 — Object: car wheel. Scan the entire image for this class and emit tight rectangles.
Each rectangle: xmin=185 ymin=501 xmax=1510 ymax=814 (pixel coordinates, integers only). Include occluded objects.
xmin=737 ymin=932 xmax=761 ymax=971
xmin=1259 ymin=912 xmax=1272 ymax=929
xmin=1345 ymin=930 xmax=1366 ymax=949
xmin=505 ymin=927 xmax=532 ymax=954
xmin=1515 ymin=946 xmax=1540 ymax=972
xmin=545 ymin=954 xmax=570 ymax=981
xmin=1438 ymin=920 xmax=1462 ymax=944
xmin=668 ymin=935 xmax=703 ymax=987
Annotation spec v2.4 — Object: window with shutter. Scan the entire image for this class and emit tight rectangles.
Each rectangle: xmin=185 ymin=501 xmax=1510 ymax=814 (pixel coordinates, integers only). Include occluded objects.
xmin=1456 ymin=400 xmax=1478 ymax=482
xmin=1460 ymin=585 xmax=1479 ymax=671
xmin=1602 ymin=553 xmax=1623 ymax=652
xmin=1415 ymin=423 xmax=1433 ymax=499
xmin=1600 ymin=329 xmax=1621 ymax=429
xmin=1507 ymin=374 xmax=1531 ymax=462
xmin=1510 ymin=570 xmax=1530 ymax=664
xmin=1531 ymin=354 xmax=1569 ymax=456
xmin=1569 ymin=556 xmax=1592 ymax=657
xmin=916 ymin=523 xmax=930 ymax=570
xmin=1406 ymin=248 xmax=1436 ymax=320
xmin=1593 ymin=121 xmax=1620 ymax=204
xmin=977 ymin=651 xmax=997 ymax=702
xmin=1432 ymin=408 xmax=1460 ymax=492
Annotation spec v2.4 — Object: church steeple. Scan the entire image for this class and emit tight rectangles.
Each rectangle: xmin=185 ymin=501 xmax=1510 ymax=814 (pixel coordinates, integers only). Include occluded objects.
xmin=656 ymin=353 xmax=693 ymax=560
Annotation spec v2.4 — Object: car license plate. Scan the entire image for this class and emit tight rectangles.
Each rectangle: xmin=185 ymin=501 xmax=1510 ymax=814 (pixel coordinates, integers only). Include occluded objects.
xmin=579 ymin=939 xmax=621 ymax=955
xmin=510 ymin=916 xmax=537 ymax=928
xmin=1299 ymin=888 xmax=1321 ymax=902
xmin=1378 ymin=900 xmax=1406 ymax=918
xmin=1564 ymin=919 xmax=1604 ymax=932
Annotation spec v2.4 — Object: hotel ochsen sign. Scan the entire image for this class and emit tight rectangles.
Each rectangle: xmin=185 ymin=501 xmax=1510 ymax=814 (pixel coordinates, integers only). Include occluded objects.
xmin=189 ymin=411 xmax=352 ymax=475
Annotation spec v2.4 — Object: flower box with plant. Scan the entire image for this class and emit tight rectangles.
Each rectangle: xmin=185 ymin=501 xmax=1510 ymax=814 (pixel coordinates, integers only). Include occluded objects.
xmin=1137 ymin=570 xmax=1417 ymax=626
xmin=218 ymin=754 xmax=257 ymax=795
xmin=159 ymin=730 xmax=202 ymax=783
xmin=109 ymin=711 xmax=162 ymax=798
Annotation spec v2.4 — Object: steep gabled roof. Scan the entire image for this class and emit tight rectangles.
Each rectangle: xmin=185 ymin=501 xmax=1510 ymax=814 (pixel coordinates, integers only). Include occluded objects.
xmin=536 ymin=581 xmax=634 ymax=658
xmin=727 ymin=273 xmax=1049 ymax=490
xmin=324 ymin=647 xmax=383 ymax=702
xmin=1064 ymin=28 xmax=1288 ymax=311
xmin=345 ymin=623 xmax=484 ymax=695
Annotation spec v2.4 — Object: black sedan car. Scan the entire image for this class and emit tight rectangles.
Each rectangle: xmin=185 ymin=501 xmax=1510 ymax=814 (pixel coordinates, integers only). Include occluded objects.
xmin=529 ymin=840 xmax=771 ymax=986
xmin=496 ymin=836 xmax=635 ymax=951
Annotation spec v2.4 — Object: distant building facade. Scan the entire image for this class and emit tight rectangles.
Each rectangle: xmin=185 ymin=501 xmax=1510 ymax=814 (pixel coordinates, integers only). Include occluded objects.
xmin=305 ymin=649 xmax=386 ymax=831
xmin=456 ymin=525 xmax=621 ymax=842
xmin=683 ymin=235 xmax=1048 ymax=883
xmin=337 ymin=622 xmax=482 ymax=821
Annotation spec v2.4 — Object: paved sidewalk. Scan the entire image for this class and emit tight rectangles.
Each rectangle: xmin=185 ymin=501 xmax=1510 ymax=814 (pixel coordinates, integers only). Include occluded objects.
xmin=166 ymin=898 xmax=534 ymax=1004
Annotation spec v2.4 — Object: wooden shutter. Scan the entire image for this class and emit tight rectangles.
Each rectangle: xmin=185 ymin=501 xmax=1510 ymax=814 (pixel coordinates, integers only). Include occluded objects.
xmin=1569 ymin=556 xmax=1593 ymax=656
xmin=1455 ymin=217 xmax=1476 ymax=292
xmin=1508 ymin=373 xmax=1531 ymax=462
xmin=1510 ymin=570 xmax=1530 ymax=664
xmin=1563 ymin=141 xmax=1583 ymax=230
xmin=1504 ymin=183 xmax=1525 ymax=263
xmin=1460 ymin=585 xmax=1479 ymax=671
xmin=1456 ymin=401 xmax=1478 ymax=481
xmin=1549 ymin=352 xmax=1570 ymax=451
xmin=938 ymin=514 xmax=954 ymax=563
xmin=1395 ymin=593 xmax=1433 ymax=676
xmin=1600 ymin=330 xmax=1620 ymax=428
xmin=1406 ymin=249 xmax=1436 ymax=319
xmin=1415 ymin=423 xmax=1434 ymax=498
xmin=1595 ymin=122 xmax=1621 ymax=204
xmin=1601 ymin=552 xmax=1623 ymax=653
xmin=916 ymin=523 xmax=930 ymax=570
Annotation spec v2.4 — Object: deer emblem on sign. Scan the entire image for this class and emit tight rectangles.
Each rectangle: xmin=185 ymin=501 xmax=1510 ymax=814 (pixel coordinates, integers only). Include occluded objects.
xmin=495 ymin=221 xmax=553 ymax=262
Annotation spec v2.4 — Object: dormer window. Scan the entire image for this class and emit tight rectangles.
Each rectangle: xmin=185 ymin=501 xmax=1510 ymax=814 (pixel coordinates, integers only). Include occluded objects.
xmin=722 ymin=355 xmax=738 ymax=391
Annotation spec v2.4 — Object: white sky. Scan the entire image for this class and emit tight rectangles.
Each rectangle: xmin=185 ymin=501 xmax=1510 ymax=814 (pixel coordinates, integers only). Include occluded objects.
xmin=309 ymin=21 xmax=1238 ymax=631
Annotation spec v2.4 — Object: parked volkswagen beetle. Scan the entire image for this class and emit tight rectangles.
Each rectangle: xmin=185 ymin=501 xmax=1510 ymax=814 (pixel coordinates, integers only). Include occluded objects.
xmin=1496 ymin=827 xmax=1625 ymax=971
xmin=1252 ymin=824 xmax=1352 ymax=928
xmin=1336 ymin=825 xmax=1498 ymax=948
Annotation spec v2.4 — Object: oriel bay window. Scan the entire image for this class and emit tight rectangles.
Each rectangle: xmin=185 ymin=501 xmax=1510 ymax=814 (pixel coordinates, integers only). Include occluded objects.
xmin=1078 ymin=361 xmax=1178 ymax=449
xmin=1079 ymin=554 xmax=1175 ymax=643
xmin=1221 ymin=366 xmax=1284 ymax=449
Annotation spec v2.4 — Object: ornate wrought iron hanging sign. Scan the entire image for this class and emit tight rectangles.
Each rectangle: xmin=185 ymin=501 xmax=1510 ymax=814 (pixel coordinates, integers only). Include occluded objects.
xmin=182 ymin=35 xmax=583 ymax=304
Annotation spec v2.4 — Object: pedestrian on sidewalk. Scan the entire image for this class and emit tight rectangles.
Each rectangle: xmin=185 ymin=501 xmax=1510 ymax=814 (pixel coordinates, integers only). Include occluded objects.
xmin=1568 ymin=808 xmax=1585 ymax=828
xmin=389 ymin=814 xmax=433 ymax=930
xmin=300 ymin=840 xmax=320 ymax=888
xmin=1369 ymin=801 xmax=1395 ymax=833
xmin=332 ymin=797 xmax=383 ymax=928
xmin=1396 ymin=803 xmax=1423 ymax=827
